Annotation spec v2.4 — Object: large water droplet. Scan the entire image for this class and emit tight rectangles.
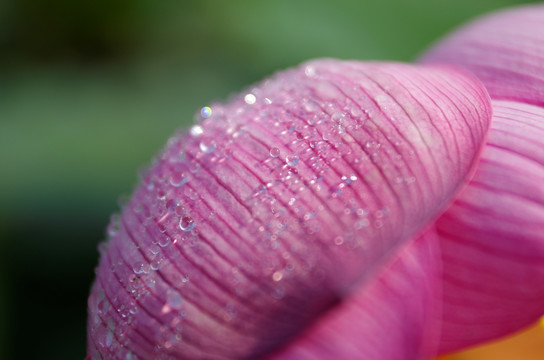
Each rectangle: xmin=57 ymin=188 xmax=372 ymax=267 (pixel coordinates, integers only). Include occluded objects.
xmin=272 ymin=271 xmax=283 ymax=282
xmin=166 ymin=199 xmax=182 ymax=214
xmin=286 ymin=155 xmax=299 ymax=167
xmin=199 ymin=139 xmax=217 ymax=154
xmin=169 ymin=172 xmax=189 ymax=187
xmin=179 ymin=215 xmax=195 ymax=232
xmin=304 ymin=65 xmax=316 ymax=77
xmin=303 ymin=99 xmax=319 ymax=113
xmin=244 ymin=93 xmax=256 ymax=105
xmin=132 ymin=262 xmax=149 ymax=275
xmin=149 ymin=244 xmax=161 ymax=255
xmin=190 ymin=125 xmax=203 ymax=137
xmin=189 ymin=161 xmax=201 ymax=174
xmin=150 ymin=258 xmax=162 ymax=271
xmin=159 ymin=236 xmax=171 ymax=247
xmin=269 ymin=147 xmax=280 ymax=158
xmin=200 ymin=106 xmax=212 ymax=119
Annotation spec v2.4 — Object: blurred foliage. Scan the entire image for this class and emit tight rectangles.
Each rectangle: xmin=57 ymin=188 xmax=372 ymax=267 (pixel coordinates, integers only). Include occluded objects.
xmin=0 ymin=0 xmax=538 ymax=359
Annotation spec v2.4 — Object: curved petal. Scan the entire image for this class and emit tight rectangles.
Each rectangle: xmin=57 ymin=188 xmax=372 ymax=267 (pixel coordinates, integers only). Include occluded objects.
xmin=420 ymin=4 xmax=544 ymax=106
xmin=435 ymin=100 xmax=544 ymax=353
xmin=265 ymin=230 xmax=442 ymax=360
xmin=87 ymin=60 xmax=491 ymax=359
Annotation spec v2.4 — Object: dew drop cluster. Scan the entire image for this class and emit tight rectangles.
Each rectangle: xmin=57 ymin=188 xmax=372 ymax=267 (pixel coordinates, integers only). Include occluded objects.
xmin=88 ymin=61 xmax=423 ymax=359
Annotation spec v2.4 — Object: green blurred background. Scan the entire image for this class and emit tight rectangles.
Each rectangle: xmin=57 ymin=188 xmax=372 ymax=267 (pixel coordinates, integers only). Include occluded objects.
xmin=0 ymin=0 xmax=537 ymax=358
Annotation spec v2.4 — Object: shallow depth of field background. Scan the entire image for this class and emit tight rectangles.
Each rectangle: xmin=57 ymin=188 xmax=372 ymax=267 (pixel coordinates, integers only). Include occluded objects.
xmin=0 ymin=1 xmax=538 ymax=359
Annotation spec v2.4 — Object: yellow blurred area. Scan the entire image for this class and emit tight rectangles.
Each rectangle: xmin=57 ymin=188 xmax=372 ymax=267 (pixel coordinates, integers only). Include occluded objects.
xmin=437 ymin=319 xmax=544 ymax=360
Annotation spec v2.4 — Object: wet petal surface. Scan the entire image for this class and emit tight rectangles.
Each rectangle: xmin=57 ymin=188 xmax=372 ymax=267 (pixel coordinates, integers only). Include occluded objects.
xmin=87 ymin=60 xmax=491 ymax=359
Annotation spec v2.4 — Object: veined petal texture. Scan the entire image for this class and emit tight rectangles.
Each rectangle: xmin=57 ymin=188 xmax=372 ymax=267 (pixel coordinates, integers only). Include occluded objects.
xmin=436 ymin=100 xmax=544 ymax=353
xmin=266 ymin=230 xmax=442 ymax=360
xmin=87 ymin=60 xmax=491 ymax=359
xmin=421 ymin=4 xmax=544 ymax=106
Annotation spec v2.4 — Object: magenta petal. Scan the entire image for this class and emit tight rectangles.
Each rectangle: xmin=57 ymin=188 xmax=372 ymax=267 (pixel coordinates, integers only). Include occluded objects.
xmin=435 ymin=100 xmax=544 ymax=353
xmin=420 ymin=4 xmax=544 ymax=106
xmin=265 ymin=230 xmax=442 ymax=360
xmin=87 ymin=60 xmax=491 ymax=359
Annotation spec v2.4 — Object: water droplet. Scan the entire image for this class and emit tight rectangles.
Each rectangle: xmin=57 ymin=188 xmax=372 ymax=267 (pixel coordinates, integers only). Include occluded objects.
xmin=158 ymin=223 xmax=167 ymax=233
xmin=199 ymin=139 xmax=217 ymax=154
xmin=355 ymin=218 xmax=370 ymax=230
xmin=106 ymin=330 xmax=114 ymax=347
xmin=166 ymin=199 xmax=181 ymax=213
xmin=150 ymin=258 xmax=162 ymax=271
xmin=269 ymin=147 xmax=280 ymax=158
xmin=167 ymin=290 xmax=183 ymax=309
xmin=331 ymin=111 xmax=345 ymax=124
xmin=342 ymin=174 xmax=358 ymax=185
xmin=107 ymin=214 xmax=120 ymax=237
xmin=132 ymin=262 xmax=149 ymax=274
xmin=200 ymin=106 xmax=212 ymax=119
xmin=169 ymin=172 xmax=189 ymax=187
xmin=224 ymin=303 xmax=237 ymax=321
xmin=190 ymin=125 xmax=203 ymax=137
xmin=303 ymin=99 xmax=319 ymax=113
xmin=179 ymin=215 xmax=195 ymax=232
xmin=304 ymin=65 xmax=316 ymax=77
xmin=150 ymin=244 xmax=161 ymax=255
xmin=286 ymin=155 xmax=299 ymax=167
xmin=244 ymin=93 xmax=256 ymax=105
xmin=334 ymin=236 xmax=344 ymax=245
xmin=252 ymin=184 xmax=267 ymax=197
xmin=117 ymin=194 xmax=129 ymax=209
xmin=98 ymin=242 xmax=109 ymax=255
xmin=157 ymin=189 xmax=167 ymax=201
xmin=272 ymin=287 xmax=286 ymax=300
xmin=272 ymin=271 xmax=283 ymax=282
xmin=189 ymin=161 xmax=201 ymax=173
xmin=303 ymin=212 xmax=316 ymax=221
xmin=159 ymin=236 xmax=171 ymax=247
xmin=184 ymin=188 xmax=199 ymax=201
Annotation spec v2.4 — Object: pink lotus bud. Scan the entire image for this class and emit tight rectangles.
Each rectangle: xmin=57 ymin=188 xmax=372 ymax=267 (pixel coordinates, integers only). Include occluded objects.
xmin=88 ymin=4 xmax=544 ymax=359
xmin=87 ymin=60 xmax=491 ymax=359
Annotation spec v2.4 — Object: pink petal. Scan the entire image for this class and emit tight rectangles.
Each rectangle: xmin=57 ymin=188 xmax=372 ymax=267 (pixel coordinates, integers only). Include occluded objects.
xmin=435 ymin=100 xmax=544 ymax=353
xmin=265 ymin=230 xmax=442 ymax=360
xmin=87 ymin=60 xmax=491 ymax=359
xmin=420 ymin=4 xmax=544 ymax=106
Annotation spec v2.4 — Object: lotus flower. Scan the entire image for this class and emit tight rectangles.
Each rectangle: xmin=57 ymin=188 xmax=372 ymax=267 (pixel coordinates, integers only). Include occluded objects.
xmin=87 ymin=4 xmax=544 ymax=359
